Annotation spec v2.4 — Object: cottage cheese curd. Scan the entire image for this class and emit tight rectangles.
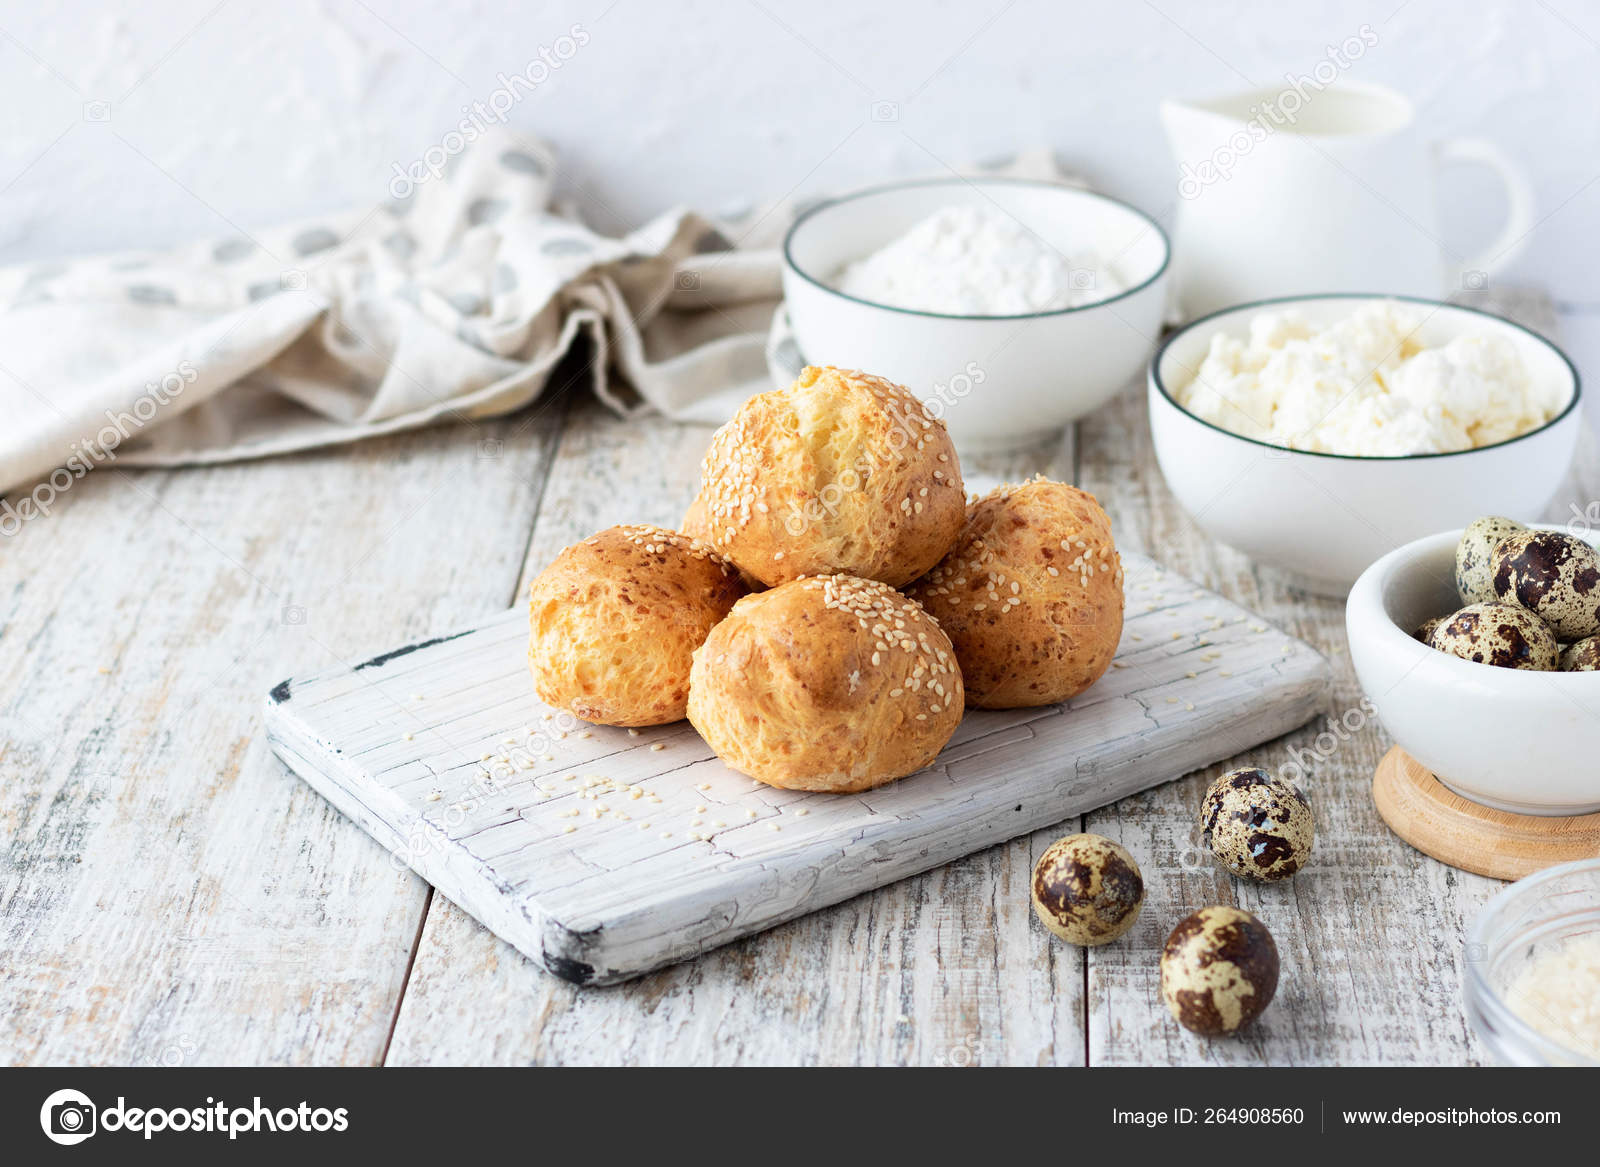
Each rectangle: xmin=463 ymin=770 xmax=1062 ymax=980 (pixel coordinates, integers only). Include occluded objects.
xmin=1174 ymin=302 xmax=1563 ymax=456
xmin=833 ymin=205 xmax=1126 ymax=316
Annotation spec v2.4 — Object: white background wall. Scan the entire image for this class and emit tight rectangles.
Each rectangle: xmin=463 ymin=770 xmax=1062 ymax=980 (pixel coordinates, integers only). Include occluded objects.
xmin=2 ymin=0 xmax=1597 ymax=391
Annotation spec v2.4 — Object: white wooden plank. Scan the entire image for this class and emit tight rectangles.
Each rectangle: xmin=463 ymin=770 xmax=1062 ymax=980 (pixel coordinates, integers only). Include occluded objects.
xmin=0 ymin=401 xmax=569 ymax=1065
xmin=267 ymin=550 xmax=1330 ymax=985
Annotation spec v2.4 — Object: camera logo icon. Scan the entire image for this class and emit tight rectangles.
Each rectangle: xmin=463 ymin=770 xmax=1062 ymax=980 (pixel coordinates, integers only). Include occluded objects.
xmin=1461 ymin=269 xmax=1489 ymax=291
xmin=40 ymin=1089 xmax=97 ymax=1145
xmin=83 ymin=101 xmax=111 ymax=122
xmin=281 ymin=604 xmax=307 ymax=626
xmin=1068 ymin=268 xmax=1097 ymax=291
xmin=870 ymin=100 xmax=899 ymax=122
xmin=675 ymin=270 xmax=701 ymax=291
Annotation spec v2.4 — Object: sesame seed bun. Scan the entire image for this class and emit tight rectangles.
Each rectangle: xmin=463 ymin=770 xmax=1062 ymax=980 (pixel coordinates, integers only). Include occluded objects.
xmin=694 ymin=366 xmax=965 ymax=588
xmin=682 ymin=492 xmax=764 ymax=592
xmin=528 ymin=524 xmax=746 ymax=726
xmin=907 ymin=478 xmax=1123 ymax=709
xmin=687 ymin=574 xmax=964 ymax=792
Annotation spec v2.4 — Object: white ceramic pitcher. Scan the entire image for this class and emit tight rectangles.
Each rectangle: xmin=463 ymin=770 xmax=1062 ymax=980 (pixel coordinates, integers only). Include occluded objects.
xmin=1162 ymin=82 xmax=1535 ymax=317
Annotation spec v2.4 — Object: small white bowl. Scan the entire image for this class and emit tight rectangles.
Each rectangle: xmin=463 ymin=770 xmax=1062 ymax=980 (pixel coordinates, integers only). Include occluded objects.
xmin=1149 ymin=294 xmax=1583 ymax=595
xmin=1346 ymin=524 xmax=1600 ymax=816
xmin=782 ymin=177 xmax=1169 ymax=452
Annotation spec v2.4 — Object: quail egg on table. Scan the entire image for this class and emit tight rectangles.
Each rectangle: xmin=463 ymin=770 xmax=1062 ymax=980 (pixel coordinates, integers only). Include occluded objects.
xmin=1428 ymin=601 xmax=1559 ymax=670
xmin=1455 ymin=516 xmax=1525 ymax=606
xmin=1160 ymin=906 xmax=1279 ymax=1037
xmin=1200 ymin=766 xmax=1314 ymax=882
xmin=1030 ymin=833 xmax=1144 ymax=946
xmin=1491 ymin=530 xmax=1600 ymax=642
xmin=1561 ymin=634 xmax=1600 ymax=672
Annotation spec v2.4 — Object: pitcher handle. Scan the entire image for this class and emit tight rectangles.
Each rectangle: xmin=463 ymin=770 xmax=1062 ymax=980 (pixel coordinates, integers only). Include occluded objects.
xmin=1435 ymin=137 xmax=1536 ymax=282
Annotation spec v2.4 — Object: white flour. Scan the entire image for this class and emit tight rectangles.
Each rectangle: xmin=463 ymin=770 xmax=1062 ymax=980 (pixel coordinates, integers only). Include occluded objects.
xmin=833 ymin=205 xmax=1126 ymax=316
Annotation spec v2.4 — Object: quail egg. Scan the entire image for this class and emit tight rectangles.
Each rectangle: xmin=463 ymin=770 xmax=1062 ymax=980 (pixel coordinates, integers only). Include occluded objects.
xmin=1030 ymin=833 xmax=1144 ymax=946
xmin=1428 ymin=601 xmax=1558 ymax=670
xmin=1561 ymin=634 xmax=1600 ymax=672
xmin=1414 ymin=615 xmax=1445 ymax=643
xmin=1491 ymin=530 xmax=1600 ymax=641
xmin=1160 ymin=906 xmax=1279 ymax=1037
xmin=1201 ymin=767 xmax=1314 ymax=882
xmin=1455 ymin=516 xmax=1525 ymax=606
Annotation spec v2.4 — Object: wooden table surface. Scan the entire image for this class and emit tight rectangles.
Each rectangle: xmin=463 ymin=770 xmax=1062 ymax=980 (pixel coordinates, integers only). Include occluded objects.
xmin=3 ymin=289 xmax=1595 ymax=1067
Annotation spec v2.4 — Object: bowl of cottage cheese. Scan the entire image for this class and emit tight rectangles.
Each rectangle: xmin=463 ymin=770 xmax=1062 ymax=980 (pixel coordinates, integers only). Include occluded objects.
xmin=781 ymin=177 xmax=1170 ymax=451
xmin=1149 ymin=295 xmax=1582 ymax=594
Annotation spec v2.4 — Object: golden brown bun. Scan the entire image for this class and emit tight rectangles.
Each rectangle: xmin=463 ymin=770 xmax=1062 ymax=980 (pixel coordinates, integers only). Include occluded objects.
xmin=907 ymin=478 xmax=1123 ymax=709
xmin=528 ymin=524 xmax=746 ymax=726
xmin=687 ymin=574 xmax=963 ymax=792
xmin=695 ymin=366 xmax=964 ymax=588
xmin=681 ymin=492 xmax=714 ymax=545
xmin=682 ymin=492 xmax=764 ymax=592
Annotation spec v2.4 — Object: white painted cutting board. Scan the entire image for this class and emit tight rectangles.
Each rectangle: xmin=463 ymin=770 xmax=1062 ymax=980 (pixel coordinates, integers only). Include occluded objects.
xmin=265 ymin=553 xmax=1330 ymax=985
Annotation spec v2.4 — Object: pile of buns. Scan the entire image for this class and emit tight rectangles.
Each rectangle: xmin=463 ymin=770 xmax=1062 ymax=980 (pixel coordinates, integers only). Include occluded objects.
xmin=527 ymin=365 xmax=1125 ymax=793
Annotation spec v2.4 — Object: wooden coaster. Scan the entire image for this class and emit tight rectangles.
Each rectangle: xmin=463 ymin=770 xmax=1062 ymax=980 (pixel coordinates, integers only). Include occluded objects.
xmin=1372 ymin=746 xmax=1600 ymax=881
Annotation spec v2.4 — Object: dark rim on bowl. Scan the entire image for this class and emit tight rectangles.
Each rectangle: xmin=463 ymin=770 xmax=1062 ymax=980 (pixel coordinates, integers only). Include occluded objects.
xmin=1151 ymin=292 xmax=1583 ymax=462
xmin=781 ymin=176 xmax=1171 ymax=322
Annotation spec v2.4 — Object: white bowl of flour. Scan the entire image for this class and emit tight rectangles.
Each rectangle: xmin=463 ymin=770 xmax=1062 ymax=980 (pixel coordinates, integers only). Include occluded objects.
xmin=781 ymin=178 xmax=1170 ymax=451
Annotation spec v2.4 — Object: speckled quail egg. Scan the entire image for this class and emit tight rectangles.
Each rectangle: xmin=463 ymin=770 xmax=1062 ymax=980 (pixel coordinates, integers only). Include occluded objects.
xmin=1491 ymin=530 xmax=1600 ymax=642
xmin=1030 ymin=833 xmax=1144 ymax=946
xmin=1455 ymin=516 xmax=1526 ymax=606
xmin=1561 ymin=634 xmax=1600 ymax=672
xmin=1201 ymin=767 xmax=1314 ymax=882
xmin=1428 ymin=601 xmax=1559 ymax=670
xmin=1414 ymin=615 xmax=1445 ymax=643
xmin=1160 ymin=906 xmax=1279 ymax=1037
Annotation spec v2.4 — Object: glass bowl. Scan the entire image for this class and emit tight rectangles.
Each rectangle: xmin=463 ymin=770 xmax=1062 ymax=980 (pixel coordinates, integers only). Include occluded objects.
xmin=1465 ymin=858 xmax=1600 ymax=1066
